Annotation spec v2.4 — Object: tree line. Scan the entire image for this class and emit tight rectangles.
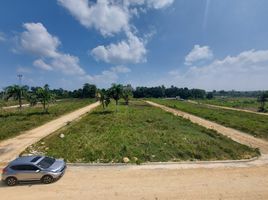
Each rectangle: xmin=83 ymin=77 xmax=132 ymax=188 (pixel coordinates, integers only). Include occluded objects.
xmin=1 ymin=83 xmax=267 ymax=113
xmin=3 ymin=84 xmax=55 ymax=112
xmin=133 ymin=86 xmax=208 ymax=99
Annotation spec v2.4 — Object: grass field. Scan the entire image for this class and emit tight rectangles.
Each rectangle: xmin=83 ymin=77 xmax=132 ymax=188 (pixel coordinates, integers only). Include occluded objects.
xmin=196 ymin=97 xmax=266 ymax=112
xmin=151 ymin=99 xmax=268 ymax=140
xmin=0 ymin=99 xmax=95 ymax=141
xmin=25 ymin=100 xmax=259 ymax=163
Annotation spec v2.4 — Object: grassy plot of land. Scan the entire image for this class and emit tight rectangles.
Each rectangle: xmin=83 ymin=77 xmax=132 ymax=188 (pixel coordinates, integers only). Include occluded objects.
xmin=26 ymin=101 xmax=259 ymax=163
xmin=196 ymin=97 xmax=265 ymax=112
xmin=151 ymin=99 xmax=268 ymax=140
xmin=0 ymin=99 xmax=95 ymax=141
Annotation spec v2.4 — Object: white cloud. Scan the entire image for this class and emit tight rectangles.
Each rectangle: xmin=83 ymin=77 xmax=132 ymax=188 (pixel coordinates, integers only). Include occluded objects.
xmin=111 ymin=65 xmax=131 ymax=73
xmin=57 ymin=0 xmax=174 ymax=65
xmin=58 ymin=0 xmax=129 ymax=36
xmin=57 ymin=0 xmax=174 ymax=36
xmin=185 ymin=45 xmax=213 ymax=65
xmin=33 ymin=59 xmax=53 ymax=71
xmin=123 ymin=0 xmax=174 ymax=9
xmin=20 ymin=23 xmax=60 ymax=58
xmin=85 ymin=65 xmax=131 ymax=86
xmin=17 ymin=22 xmax=86 ymax=76
xmin=16 ymin=66 xmax=33 ymax=74
xmin=0 ymin=32 xmax=6 ymax=42
xmin=50 ymin=54 xmax=86 ymax=75
xmin=168 ymin=49 xmax=268 ymax=90
xmin=147 ymin=0 xmax=174 ymax=9
xmin=16 ymin=22 xmax=131 ymax=87
xmin=91 ymin=31 xmax=147 ymax=64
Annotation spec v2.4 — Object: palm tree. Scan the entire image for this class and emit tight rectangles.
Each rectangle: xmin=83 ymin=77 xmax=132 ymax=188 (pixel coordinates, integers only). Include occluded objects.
xmin=108 ymin=84 xmax=123 ymax=111
xmin=4 ymin=85 xmax=29 ymax=108
xmin=122 ymin=85 xmax=133 ymax=105
xmin=97 ymin=89 xmax=111 ymax=110
xmin=36 ymin=84 xmax=55 ymax=113
xmin=26 ymin=93 xmax=38 ymax=107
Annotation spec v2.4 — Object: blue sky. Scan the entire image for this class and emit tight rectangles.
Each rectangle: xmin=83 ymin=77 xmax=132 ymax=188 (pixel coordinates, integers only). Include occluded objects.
xmin=1 ymin=0 xmax=268 ymax=91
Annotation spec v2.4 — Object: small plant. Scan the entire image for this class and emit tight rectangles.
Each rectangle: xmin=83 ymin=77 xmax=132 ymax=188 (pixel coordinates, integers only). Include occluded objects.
xmin=96 ymin=89 xmax=110 ymax=110
xmin=122 ymin=85 xmax=133 ymax=105
xmin=108 ymin=84 xmax=123 ymax=111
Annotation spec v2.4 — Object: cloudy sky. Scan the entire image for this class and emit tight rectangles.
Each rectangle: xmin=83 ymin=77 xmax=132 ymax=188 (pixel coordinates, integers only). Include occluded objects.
xmin=1 ymin=0 xmax=268 ymax=91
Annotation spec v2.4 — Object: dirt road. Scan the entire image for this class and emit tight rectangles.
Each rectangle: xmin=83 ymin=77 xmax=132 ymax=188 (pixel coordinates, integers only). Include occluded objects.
xmin=0 ymin=102 xmax=100 ymax=164
xmin=0 ymin=164 xmax=268 ymax=200
xmin=187 ymin=100 xmax=268 ymax=116
xmin=146 ymin=101 xmax=268 ymax=154
xmin=2 ymin=103 xmax=31 ymax=110
xmin=2 ymin=100 xmax=63 ymax=110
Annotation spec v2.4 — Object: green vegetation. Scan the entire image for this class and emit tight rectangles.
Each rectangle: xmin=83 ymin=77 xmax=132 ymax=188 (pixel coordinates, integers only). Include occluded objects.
xmin=4 ymin=85 xmax=29 ymax=108
xmin=0 ymin=99 xmax=95 ymax=141
xmin=151 ymin=99 xmax=268 ymax=140
xmin=257 ymin=92 xmax=268 ymax=112
xmin=96 ymin=89 xmax=111 ymax=110
xmin=108 ymin=84 xmax=123 ymax=111
xmin=196 ymin=97 xmax=265 ymax=111
xmin=26 ymin=101 xmax=259 ymax=163
xmin=35 ymin=84 xmax=56 ymax=112
xmin=122 ymin=84 xmax=133 ymax=105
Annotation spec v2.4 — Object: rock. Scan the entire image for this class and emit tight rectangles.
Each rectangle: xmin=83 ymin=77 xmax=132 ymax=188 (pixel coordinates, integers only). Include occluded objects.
xmin=123 ymin=157 xmax=130 ymax=163
xmin=60 ymin=134 xmax=65 ymax=138
xmin=133 ymin=157 xmax=138 ymax=162
xmin=45 ymin=147 xmax=49 ymax=151
xmin=41 ymin=142 xmax=45 ymax=145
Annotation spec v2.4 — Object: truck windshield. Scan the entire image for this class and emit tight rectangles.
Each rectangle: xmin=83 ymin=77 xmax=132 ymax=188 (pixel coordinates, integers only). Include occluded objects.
xmin=37 ymin=157 xmax=55 ymax=169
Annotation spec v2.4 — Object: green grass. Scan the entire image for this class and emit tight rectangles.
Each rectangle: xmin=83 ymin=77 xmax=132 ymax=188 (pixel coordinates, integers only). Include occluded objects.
xmin=196 ymin=97 xmax=265 ymax=111
xmin=150 ymin=98 xmax=268 ymax=140
xmin=25 ymin=100 xmax=259 ymax=163
xmin=0 ymin=99 xmax=95 ymax=141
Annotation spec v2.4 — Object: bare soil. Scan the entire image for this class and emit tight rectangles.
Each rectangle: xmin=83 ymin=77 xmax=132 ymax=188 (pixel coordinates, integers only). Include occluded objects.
xmin=0 ymin=165 xmax=268 ymax=200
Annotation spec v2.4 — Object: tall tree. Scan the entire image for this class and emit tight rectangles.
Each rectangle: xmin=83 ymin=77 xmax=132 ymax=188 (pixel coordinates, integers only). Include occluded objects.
xmin=82 ymin=83 xmax=97 ymax=98
xmin=4 ymin=85 xmax=29 ymax=108
xmin=108 ymin=84 xmax=123 ymax=111
xmin=36 ymin=84 xmax=55 ymax=113
xmin=258 ymin=92 xmax=268 ymax=112
xmin=206 ymin=92 xmax=214 ymax=99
